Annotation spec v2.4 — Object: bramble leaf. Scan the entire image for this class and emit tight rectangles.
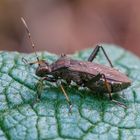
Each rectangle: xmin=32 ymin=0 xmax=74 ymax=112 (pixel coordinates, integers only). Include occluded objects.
xmin=0 ymin=44 xmax=139 ymax=140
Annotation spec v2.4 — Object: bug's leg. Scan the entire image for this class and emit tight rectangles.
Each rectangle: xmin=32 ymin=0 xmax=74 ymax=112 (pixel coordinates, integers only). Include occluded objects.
xmin=88 ymin=45 xmax=113 ymax=67
xmin=40 ymin=78 xmax=72 ymax=113
xmin=101 ymin=74 xmax=127 ymax=108
xmin=27 ymin=60 xmax=44 ymax=66
xmin=84 ymin=73 xmax=102 ymax=86
xmin=22 ymin=57 xmax=46 ymax=66
xmin=41 ymin=77 xmax=57 ymax=82
xmin=59 ymin=84 xmax=72 ymax=113
xmin=84 ymin=73 xmax=126 ymax=108
xmin=36 ymin=76 xmax=57 ymax=100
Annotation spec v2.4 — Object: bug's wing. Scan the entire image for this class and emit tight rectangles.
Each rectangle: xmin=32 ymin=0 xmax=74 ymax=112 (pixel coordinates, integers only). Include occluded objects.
xmin=51 ymin=56 xmax=70 ymax=71
xmin=69 ymin=59 xmax=131 ymax=83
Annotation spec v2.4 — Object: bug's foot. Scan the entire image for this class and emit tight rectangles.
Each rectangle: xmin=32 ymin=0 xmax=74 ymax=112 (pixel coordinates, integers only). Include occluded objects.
xmin=111 ymin=99 xmax=127 ymax=109
xmin=22 ymin=57 xmax=29 ymax=65
xmin=68 ymin=102 xmax=73 ymax=114
xmin=119 ymin=95 xmax=126 ymax=100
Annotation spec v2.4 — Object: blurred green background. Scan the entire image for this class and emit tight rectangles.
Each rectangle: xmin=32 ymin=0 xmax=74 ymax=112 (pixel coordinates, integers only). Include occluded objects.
xmin=0 ymin=0 xmax=140 ymax=55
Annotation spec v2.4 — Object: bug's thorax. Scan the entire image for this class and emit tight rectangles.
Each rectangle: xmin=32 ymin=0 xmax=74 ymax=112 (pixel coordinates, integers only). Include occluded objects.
xmin=50 ymin=55 xmax=70 ymax=71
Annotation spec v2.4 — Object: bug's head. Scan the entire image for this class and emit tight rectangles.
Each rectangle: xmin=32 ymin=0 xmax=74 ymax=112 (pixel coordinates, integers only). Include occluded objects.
xmin=36 ymin=60 xmax=51 ymax=77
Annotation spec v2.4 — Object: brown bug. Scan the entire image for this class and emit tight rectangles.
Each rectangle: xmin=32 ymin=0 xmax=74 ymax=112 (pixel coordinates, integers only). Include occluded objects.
xmin=21 ymin=18 xmax=131 ymax=112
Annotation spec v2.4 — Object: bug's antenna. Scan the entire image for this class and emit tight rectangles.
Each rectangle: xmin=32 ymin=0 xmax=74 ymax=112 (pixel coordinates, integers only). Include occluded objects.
xmin=21 ymin=17 xmax=40 ymax=65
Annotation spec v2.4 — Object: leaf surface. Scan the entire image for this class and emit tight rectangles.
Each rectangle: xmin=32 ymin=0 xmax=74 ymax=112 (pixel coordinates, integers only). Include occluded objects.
xmin=0 ymin=44 xmax=139 ymax=140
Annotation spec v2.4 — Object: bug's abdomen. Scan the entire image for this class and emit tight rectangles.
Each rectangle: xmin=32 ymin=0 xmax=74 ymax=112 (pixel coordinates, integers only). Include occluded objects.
xmin=110 ymin=81 xmax=130 ymax=92
xmin=85 ymin=79 xmax=131 ymax=93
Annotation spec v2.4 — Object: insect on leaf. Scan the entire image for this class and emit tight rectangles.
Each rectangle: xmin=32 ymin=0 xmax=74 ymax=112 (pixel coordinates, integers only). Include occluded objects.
xmin=0 ymin=44 xmax=139 ymax=140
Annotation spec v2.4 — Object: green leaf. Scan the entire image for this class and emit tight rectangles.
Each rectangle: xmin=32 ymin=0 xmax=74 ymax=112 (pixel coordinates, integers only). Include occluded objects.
xmin=0 ymin=44 xmax=139 ymax=140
